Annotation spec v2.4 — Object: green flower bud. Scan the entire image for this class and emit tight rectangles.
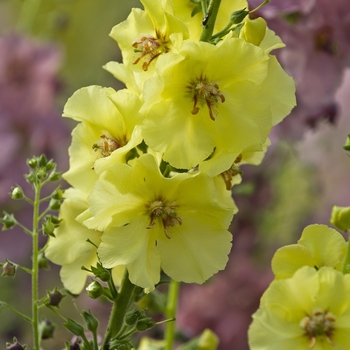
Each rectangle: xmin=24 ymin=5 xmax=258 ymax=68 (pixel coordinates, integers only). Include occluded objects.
xmin=2 ymin=260 xmax=16 ymax=277
xmin=230 ymin=8 xmax=249 ymax=24
xmin=39 ymin=154 xmax=48 ymax=167
xmin=27 ymin=157 xmax=38 ymax=169
xmin=81 ymin=310 xmax=99 ymax=333
xmin=91 ymin=263 xmax=110 ymax=282
xmin=37 ymin=169 xmax=47 ymax=180
xmin=343 ymin=134 xmax=350 ymax=151
xmin=63 ymin=318 xmax=85 ymax=337
xmin=48 ymin=171 xmax=62 ymax=182
xmin=86 ymin=280 xmax=104 ymax=299
xmin=25 ymin=171 xmax=36 ymax=184
xmin=330 ymin=206 xmax=350 ymax=232
xmin=10 ymin=186 xmax=24 ymax=199
xmin=45 ymin=159 xmax=55 ymax=171
xmin=38 ymin=253 xmax=50 ymax=270
xmin=136 ymin=317 xmax=155 ymax=332
xmin=49 ymin=198 xmax=61 ymax=211
xmin=0 ymin=212 xmax=16 ymax=231
xmin=52 ymin=187 xmax=65 ymax=200
xmin=39 ymin=319 xmax=55 ymax=339
xmin=125 ymin=309 xmax=144 ymax=326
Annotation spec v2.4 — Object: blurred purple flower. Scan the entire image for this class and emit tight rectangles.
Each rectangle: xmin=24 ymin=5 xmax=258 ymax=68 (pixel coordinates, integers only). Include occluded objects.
xmin=249 ymin=0 xmax=350 ymax=139
xmin=0 ymin=33 xmax=68 ymax=203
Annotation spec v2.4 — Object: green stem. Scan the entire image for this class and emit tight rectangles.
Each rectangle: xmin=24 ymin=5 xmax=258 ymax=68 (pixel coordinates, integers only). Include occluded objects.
xmin=101 ymin=270 xmax=137 ymax=349
xmin=0 ymin=301 xmax=32 ymax=323
xmin=343 ymin=233 xmax=350 ymax=274
xmin=164 ymin=280 xmax=180 ymax=350
xmin=199 ymin=0 xmax=222 ymax=42
xmin=200 ymin=0 xmax=208 ymax=16
xmin=32 ymin=182 xmax=41 ymax=350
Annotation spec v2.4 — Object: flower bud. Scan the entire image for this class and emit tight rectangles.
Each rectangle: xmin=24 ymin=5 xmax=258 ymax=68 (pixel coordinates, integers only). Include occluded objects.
xmin=48 ymin=171 xmax=62 ymax=182
xmin=45 ymin=159 xmax=55 ymax=171
xmin=0 ymin=212 xmax=16 ymax=231
xmin=330 ymin=206 xmax=350 ymax=232
xmin=2 ymin=261 xmax=16 ymax=277
xmin=39 ymin=154 xmax=48 ymax=167
xmin=86 ymin=281 xmax=104 ymax=299
xmin=63 ymin=318 xmax=85 ymax=337
xmin=91 ymin=263 xmax=110 ymax=282
xmin=10 ymin=186 xmax=24 ymax=200
xmin=37 ymin=169 xmax=47 ymax=180
xmin=38 ymin=253 xmax=50 ymax=269
xmin=6 ymin=338 xmax=24 ymax=350
xmin=81 ymin=310 xmax=99 ymax=333
xmin=52 ymin=187 xmax=65 ymax=200
xmin=25 ymin=171 xmax=37 ymax=184
xmin=39 ymin=319 xmax=55 ymax=339
xmin=136 ymin=317 xmax=155 ymax=332
xmin=48 ymin=290 xmax=64 ymax=307
xmin=27 ymin=157 xmax=38 ymax=169
xmin=125 ymin=309 xmax=144 ymax=326
xmin=49 ymin=198 xmax=61 ymax=211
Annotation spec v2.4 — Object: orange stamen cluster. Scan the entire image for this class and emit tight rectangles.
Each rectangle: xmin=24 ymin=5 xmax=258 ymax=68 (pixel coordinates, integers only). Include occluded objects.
xmin=300 ymin=309 xmax=336 ymax=349
xmin=221 ymin=154 xmax=243 ymax=190
xmin=92 ymin=132 xmax=124 ymax=157
xmin=146 ymin=199 xmax=182 ymax=239
xmin=132 ymin=33 xmax=169 ymax=71
xmin=187 ymin=77 xmax=225 ymax=121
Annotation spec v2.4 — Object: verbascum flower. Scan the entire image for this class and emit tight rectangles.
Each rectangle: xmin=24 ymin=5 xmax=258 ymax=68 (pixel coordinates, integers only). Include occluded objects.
xmin=272 ymin=224 xmax=347 ymax=279
xmin=45 ymin=188 xmax=124 ymax=294
xmin=141 ymin=37 xmax=273 ymax=170
xmin=249 ymin=266 xmax=350 ymax=349
xmin=63 ymin=86 xmax=144 ymax=192
xmin=82 ymin=154 xmax=235 ymax=290
xmin=109 ymin=0 xmax=188 ymax=75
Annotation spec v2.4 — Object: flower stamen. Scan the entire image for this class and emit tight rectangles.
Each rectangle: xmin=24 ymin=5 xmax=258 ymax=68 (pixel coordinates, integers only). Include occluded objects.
xmin=220 ymin=154 xmax=243 ymax=190
xmin=300 ymin=308 xmax=336 ymax=349
xmin=92 ymin=131 xmax=125 ymax=158
xmin=187 ymin=77 xmax=225 ymax=121
xmin=132 ymin=33 xmax=169 ymax=71
xmin=146 ymin=199 xmax=182 ymax=239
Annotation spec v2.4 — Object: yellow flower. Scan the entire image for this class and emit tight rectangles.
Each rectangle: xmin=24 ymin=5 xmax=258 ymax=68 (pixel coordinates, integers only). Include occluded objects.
xmin=141 ymin=37 xmax=273 ymax=170
xmin=63 ymin=86 xmax=144 ymax=191
xmin=249 ymin=266 xmax=350 ymax=349
xmin=83 ymin=154 xmax=234 ymax=290
xmin=272 ymin=224 xmax=347 ymax=279
xmin=45 ymin=188 xmax=124 ymax=294
xmin=109 ymin=0 xmax=188 ymax=74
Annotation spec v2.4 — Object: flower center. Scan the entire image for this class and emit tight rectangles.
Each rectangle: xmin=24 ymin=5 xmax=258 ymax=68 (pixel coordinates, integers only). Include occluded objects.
xmin=132 ymin=33 xmax=169 ymax=71
xmin=92 ymin=131 xmax=125 ymax=158
xmin=187 ymin=76 xmax=225 ymax=121
xmin=146 ymin=199 xmax=182 ymax=239
xmin=300 ymin=308 xmax=336 ymax=348
xmin=220 ymin=154 xmax=242 ymax=190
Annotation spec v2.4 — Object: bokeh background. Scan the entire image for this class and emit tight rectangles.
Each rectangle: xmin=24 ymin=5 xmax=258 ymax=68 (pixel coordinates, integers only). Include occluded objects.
xmin=0 ymin=0 xmax=349 ymax=349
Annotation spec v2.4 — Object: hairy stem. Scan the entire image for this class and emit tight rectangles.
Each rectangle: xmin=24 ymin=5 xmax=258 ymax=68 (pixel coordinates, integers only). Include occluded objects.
xmin=101 ymin=270 xmax=136 ymax=349
xmin=32 ymin=181 xmax=41 ymax=350
xmin=164 ymin=280 xmax=180 ymax=350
